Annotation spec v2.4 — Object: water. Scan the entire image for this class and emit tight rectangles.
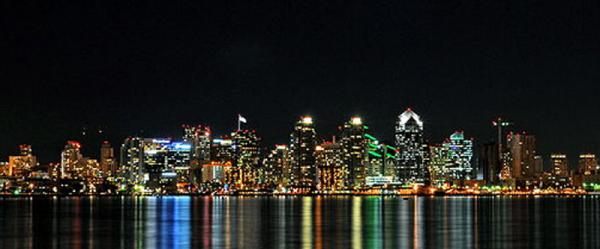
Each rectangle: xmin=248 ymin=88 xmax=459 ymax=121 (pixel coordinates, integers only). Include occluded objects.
xmin=1 ymin=196 xmax=599 ymax=249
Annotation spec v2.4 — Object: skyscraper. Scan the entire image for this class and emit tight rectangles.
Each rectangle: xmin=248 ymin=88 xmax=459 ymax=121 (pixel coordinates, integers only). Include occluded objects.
xmin=100 ymin=141 xmax=115 ymax=176
xmin=315 ymin=141 xmax=344 ymax=191
xmin=578 ymin=154 xmax=597 ymax=175
xmin=60 ymin=141 xmax=84 ymax=179
xmin=395 ymin=108 xmax=427 ymax=184
xmin=550 ymin=154 xmax=569 ymax=177
xmin=182 ymin=125 xmax=211 ymax=175
xmin=506 ymin=132 xmax=536 ymax=179
xmin=262 ymin=144 xmax=289 ymax=187
xmin=289 ymin=116 xmax=318 ymax=189
xmin=479 ymin=142 xmax=500 ymax=185
xmin=7 ymin=144 xmax=37 ymax=177
xmin=340 ymin=117 xmax=368 ymax=188
xmin=120 ymin=137 xmax=144 ymax=184
xmin=231 ymin=129 xmax=261 ymax=187
xmin=443 ymin=131 xmax=474 ymax=180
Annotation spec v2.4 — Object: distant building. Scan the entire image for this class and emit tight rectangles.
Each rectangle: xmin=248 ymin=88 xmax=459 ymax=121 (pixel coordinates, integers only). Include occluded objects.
xmin=231 ymin=130 xmax=261 ymax=187
xmin=182 ymin=124 xmax=211 ymax=183
xmin=99 ymin=141 xmax=115 ymax=176
xmin=316 ymin=141 xmax=344 ymax=191
xmin=7 ymin=144 xmax=37 ymax=177
xmin=534 ymin=155 xmax=544 ymax=174
xmin=479 ymin=142 xmax=500 ymax=185
xmin=506 ymin=132 xmax=536 ymax=178
xmin=289 ymin=116 xmax=318 ymax=189
xmin=578 ymin=154 xmax=597 ymax=175
xmin=340 ymin=117 xmax=368 ymax=188
xmin=395 ymin=108 xmax=427 ymax=184
xmin=120 ymin=137 xmax=144 ymax=184
xmin=262 ymin=144 xmax=289 ymax=187
xmin=550 ymin=154 xmax=569 ymax=177
xmin=60 ymin=141 xmax=85 ymax=179
xmin=443 ymin=131 xmax=474 ymax=180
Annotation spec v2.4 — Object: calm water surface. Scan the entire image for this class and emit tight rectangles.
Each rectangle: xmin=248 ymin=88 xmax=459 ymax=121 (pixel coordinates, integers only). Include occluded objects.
xmin=1 ymin=196 xmax=599 ymax=249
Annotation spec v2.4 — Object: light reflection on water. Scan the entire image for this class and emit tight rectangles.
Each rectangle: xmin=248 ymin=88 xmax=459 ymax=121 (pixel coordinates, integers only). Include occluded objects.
xmin=0 ymin=196 xmax=599 ymax=248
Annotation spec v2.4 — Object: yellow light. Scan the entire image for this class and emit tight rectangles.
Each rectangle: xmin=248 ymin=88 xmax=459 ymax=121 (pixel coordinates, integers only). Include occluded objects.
xmin=350 ymin=117 xmax=362 ymax=125
xmin=301 ymin=116 xmax=313 ymax=125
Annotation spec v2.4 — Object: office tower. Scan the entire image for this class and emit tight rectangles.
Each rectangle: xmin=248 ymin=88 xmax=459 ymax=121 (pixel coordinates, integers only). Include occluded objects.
xmin=365 ymin=134 xmax=396 ymax=178
xmin=120 ymin=137 xmax=144 ymax=183
xmin=428 ymin=144 xmax=449 ymax=185
xmin=99 ymin=141 xmax=115 ymax=176
xmin=534 ymin=155 xmax=544 ymax=174
xmin=340 ymin=117 xmax=368 ymax=188
xmin=550 ymin=154 xmax=569 ymax=177
xmin=316 ymin=141 xmax=345 ymax=191
xmin=479 ymin=142 xmax=500 ymax=185
xmin=60 ymin=141 xmax=85 ymax=179
xmin=231 ymin=130 xmax=261 ymax=187
xmin=289 ymin=116 xmax=318 ymax=189
xmin=182 ymin=124 xmax=211 ymax=167
xmin=142 ymin=138 xmax=171 ymax=188
xmin=262 ymin=144 xmax=289 ymax=187
xmin=506 ymin=132 xmax=536 ymax=178
xmin=395 ymin=108 xmax=427 ymax=184
xmin=443 ymin=131 xmax=474 ymax=180
xmin=578 ymin=154 xmax=597 ymax=175
xmin=7 ymin=144 xmax=37 ymax=177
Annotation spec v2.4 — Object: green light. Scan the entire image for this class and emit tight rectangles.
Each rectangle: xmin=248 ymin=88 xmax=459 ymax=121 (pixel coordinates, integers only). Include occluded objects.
xmin=363 ymin=125 xmax=369 ymax=130
xmin=386 ymin=145 xmax=396 ymax=151
xmin=385 ymin=153 xmax=396 ymax=159
xmin=364 ymin=134 xmax=378 ymax=142
xmin=368 ymin=151 xmax=382 ymax=158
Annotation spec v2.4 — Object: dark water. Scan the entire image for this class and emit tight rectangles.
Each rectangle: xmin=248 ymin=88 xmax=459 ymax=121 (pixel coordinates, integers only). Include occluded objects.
xmin=1 ymin=196 xmax=599 ymax=249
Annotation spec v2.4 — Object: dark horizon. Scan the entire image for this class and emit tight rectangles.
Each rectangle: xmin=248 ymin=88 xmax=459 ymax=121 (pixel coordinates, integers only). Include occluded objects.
xmin=2 ymin=1 xmax=600 ymax=163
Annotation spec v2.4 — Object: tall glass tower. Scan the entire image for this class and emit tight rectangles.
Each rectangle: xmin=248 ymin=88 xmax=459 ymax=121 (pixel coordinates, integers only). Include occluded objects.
xmin=395 ymin=108 xmax=427 ymax=184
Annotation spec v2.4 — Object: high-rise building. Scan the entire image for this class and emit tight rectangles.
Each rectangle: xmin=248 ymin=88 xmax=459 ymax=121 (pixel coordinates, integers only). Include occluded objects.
xmin=550 ymin=154 xmax=569 ymax=177
xmin=506 ymin=132 xmax=536 ymax=178
xmin=395 ymin=108 xmax=427 ymax=184
xmin=364 ymin=134 xmax=396 ymax=178
xmin=100 ymin=141 xmax=115 ymax=176
xmin=60 ymin=141 xmax=84 ymax=179
xmin=120 ymin=137 xmax=144 ymax=184
xmin=315 ymin=141 xmax=344 ymax=191
xmin=231 ymin=130 xmax=261 ymax=187
xmin=534 ymin=155 xmax=544 ymax=174
xmin=289 ymin=116 xmax=318 ymax=189
xmin=262 ymin=144 xmax=289 ymax=187
xmin=578 ymin=154 xmax=597 ymax=175
xmin=479 ymin=142 xmax=500 ymax=185
xmin=443 ymin=131 xmax=474 ymax=180
xmin=340 ymin=117 xmax=368 ymax=188
xmin=7 ymin=144 xmax=37 ymax=177
xmin=427 ymin=144 xmax=449 ymax=185
xmin=182 ymin=124 xmax=211 ymax=170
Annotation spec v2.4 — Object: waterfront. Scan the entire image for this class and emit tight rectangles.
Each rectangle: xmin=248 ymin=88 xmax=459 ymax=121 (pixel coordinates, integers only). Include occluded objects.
xmin=1 ymin=196 xmax=599 ymax=249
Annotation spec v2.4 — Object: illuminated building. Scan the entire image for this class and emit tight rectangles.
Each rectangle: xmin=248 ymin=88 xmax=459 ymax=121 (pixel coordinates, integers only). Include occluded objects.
xmin=202 ymin=161 xmax=232 ymax=183
xmin=289 ymin=116 xmax=318 ymax=189
xmin=506 ymin=132 xmax=536 ymax=178
xmin=428 ymin=144 xmax=450 ymax=185
xmin=99 ymin=141 xmax=115 ymax=177
xmin=550 ymin=154 xmax=569 ymax=177
xmin=339 ymin=117 xmax=368 ymax=188
xmin=364 ymin=134 xmax=396 ymax=179
xmin=479 ymin=142 xmax=500 ymax=185
xmin=394 ymin=108 xmax=427 ymax=184
xmin=60 ymin=141 xmax=85 ymax=179
xmin=578 ymin=154 xmax=597 ymax=175
xmin=262 ymin=144 xmax=289 ymax=187
xmin=142 ymin=138 xmax=192 ymax=189
xmin=211 ymin=137 xmax=234 ymax=163
xmin=316 ymin=141 xmax=344 ymax=191
xmin=231 ymin=130 xmax=261 ymax=187
xmin=7 ymin=144 xmax=37 ymax=177
xmin=443 ymin=131 xmax=474 ymax=180
xmin=183 ymin=124 xmax=211 ymax=183
xmin=119 ymin=137 xmax=144 ymax=183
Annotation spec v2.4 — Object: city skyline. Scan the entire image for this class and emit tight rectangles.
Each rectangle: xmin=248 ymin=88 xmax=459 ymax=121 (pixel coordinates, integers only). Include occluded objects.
xmin=1 ymin=110 xmax=598 ymax=169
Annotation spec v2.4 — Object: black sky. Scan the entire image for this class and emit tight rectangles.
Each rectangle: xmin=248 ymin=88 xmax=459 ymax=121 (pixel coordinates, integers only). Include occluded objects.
xmin=2 ymin=1 xmax=599 ymax=163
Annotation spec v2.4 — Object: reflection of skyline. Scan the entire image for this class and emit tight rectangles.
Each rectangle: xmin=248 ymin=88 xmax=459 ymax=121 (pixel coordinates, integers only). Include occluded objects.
xmin=0 ymin=197 xmax=599 ymax=248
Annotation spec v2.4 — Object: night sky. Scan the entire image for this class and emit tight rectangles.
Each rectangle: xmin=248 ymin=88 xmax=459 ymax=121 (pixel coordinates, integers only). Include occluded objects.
xmin=2 ymin=1 xmax=599 ymax=164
